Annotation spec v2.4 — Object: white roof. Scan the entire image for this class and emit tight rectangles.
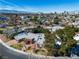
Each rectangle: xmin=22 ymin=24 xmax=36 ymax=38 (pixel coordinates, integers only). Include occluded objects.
xmin=73 ymin=34 xmax=79 ymax=41
xmin=45 ymin=26 xmax=64 ymax=32
xmin=14 ymin=33 xmax=45 ymax=45
xmin=26 ymin=33 xmax=45 ymax=44
xmin=56 ymin=41 xmax=61 ymax=45
xmin=14 ymin=33 xmax=27 ymax=40
xmin=72 ymin=21 xmax=79 ymax=25
xmin=52 ymin=26 xmax=64 ymax=31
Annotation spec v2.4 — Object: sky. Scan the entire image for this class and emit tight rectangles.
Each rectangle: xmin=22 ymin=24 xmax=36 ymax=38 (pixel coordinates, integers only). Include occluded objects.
xmin=0 ymin=0 xmax=79 ymax=13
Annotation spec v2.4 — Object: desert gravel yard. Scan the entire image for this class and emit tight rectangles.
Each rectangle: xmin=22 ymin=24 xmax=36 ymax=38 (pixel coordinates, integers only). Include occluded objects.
xmin=6 ymin=40 xmax=18 ymax=46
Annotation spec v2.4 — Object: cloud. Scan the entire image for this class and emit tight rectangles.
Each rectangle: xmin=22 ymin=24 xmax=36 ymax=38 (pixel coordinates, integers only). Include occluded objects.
xmin=0 ymin=0 xmax=19 ymax=7
xmin=0 ymin=0 xmax=27 ymax=11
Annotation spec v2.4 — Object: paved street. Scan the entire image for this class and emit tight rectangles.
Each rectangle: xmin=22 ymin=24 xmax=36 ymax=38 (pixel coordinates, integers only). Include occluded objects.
xmin=0 ymin=43 xmax=79 ymax=59
xmin=0 ymin=43 xmax=44 ymax=59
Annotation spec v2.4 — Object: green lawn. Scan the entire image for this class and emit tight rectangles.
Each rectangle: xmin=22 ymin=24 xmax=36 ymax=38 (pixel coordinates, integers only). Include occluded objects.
xmin=0 ymin=28 xmax=6 ymax=31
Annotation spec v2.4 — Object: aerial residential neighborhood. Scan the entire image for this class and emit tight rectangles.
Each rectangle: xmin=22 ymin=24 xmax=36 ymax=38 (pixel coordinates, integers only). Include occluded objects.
xmin=0 ymin=0 xmax=79 ymax=59
xmin=0 ymin=11 xmax=79 ymax=58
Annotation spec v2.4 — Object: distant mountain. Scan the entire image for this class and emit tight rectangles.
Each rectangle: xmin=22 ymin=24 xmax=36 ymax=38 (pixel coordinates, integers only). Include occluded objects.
xmin=0 ymin=10 xmax=29 ymax=14
xmin=1 ymin=9 xmax=79 ymax=14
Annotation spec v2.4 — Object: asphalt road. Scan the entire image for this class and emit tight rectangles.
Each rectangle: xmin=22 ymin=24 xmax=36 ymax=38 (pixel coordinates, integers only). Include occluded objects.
xmin=0 ymin=43 xmax=46 ymax=59
xmin=0 ymin=43 xmax=79 ymax=59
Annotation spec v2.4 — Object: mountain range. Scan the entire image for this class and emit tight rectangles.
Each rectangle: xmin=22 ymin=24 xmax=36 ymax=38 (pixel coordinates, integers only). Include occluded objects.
xmin=0 ymin=9 xmax=79 ymax=14
xmin=0 ymin=10 xmax=29 ymax=14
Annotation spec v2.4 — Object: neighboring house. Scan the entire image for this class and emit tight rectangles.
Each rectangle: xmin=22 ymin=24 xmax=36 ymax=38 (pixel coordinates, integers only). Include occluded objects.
xmin=0 ymin=24 xmax=8 ymax=28
xmin=3 ymin=28 xmax=16 ymax=36
xmin=51 ymin=25 xmax=64 ymax=32
xmin=27 ymin=22 xmax=35 ymax=26
xmin=0 ymin=16 xmax=9 ymax=27
xmin=0 ymin=16 xmax=9 ymax=21
xmin=73 ymin=33 xmax=79 ymax=41
xmin=44 ymin=25 xmax=64 ymax=33
xmin=3 ymin=27 xmax=26 ymax=37
xmin=14 ymin=32 xmax=27 ymax=41
xmin=55 ymin=34 xmax=62 ymax=48
xmin=20 ymin=16 xmax=30 ymax=21
xmin=72 ymin=21 xmax=79 ymax=25
xmin=55 ymin=39 xmax=62 ymax=46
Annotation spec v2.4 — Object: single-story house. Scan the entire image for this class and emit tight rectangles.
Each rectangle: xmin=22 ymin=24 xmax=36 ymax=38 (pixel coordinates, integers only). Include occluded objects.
xmin=20 ymin=16 xmax=30 ymax=21
xmin=73 ymin=33 xmax=79 ymax=41
xmin=55 ymin=34 xmax=62 ymax=46
xmin=44 ymin=25 xmax=64 ymax=32
xmin=0 ymin=24 xmax=8 ymax=28
xmin=0 ymin=17 xmax=9 ymax=21
xmin=14 ymin=32 xmax=45 ymax=46
xmin=14 ymin=32 xmax=27 ymax=41
xmin=55 ymin=40 xmax=62 ymax=46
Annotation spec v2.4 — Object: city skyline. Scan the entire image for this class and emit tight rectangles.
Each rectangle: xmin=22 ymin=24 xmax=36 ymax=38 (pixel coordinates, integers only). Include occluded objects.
xmin=0 ymin=0 xmax=79 ymax=13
